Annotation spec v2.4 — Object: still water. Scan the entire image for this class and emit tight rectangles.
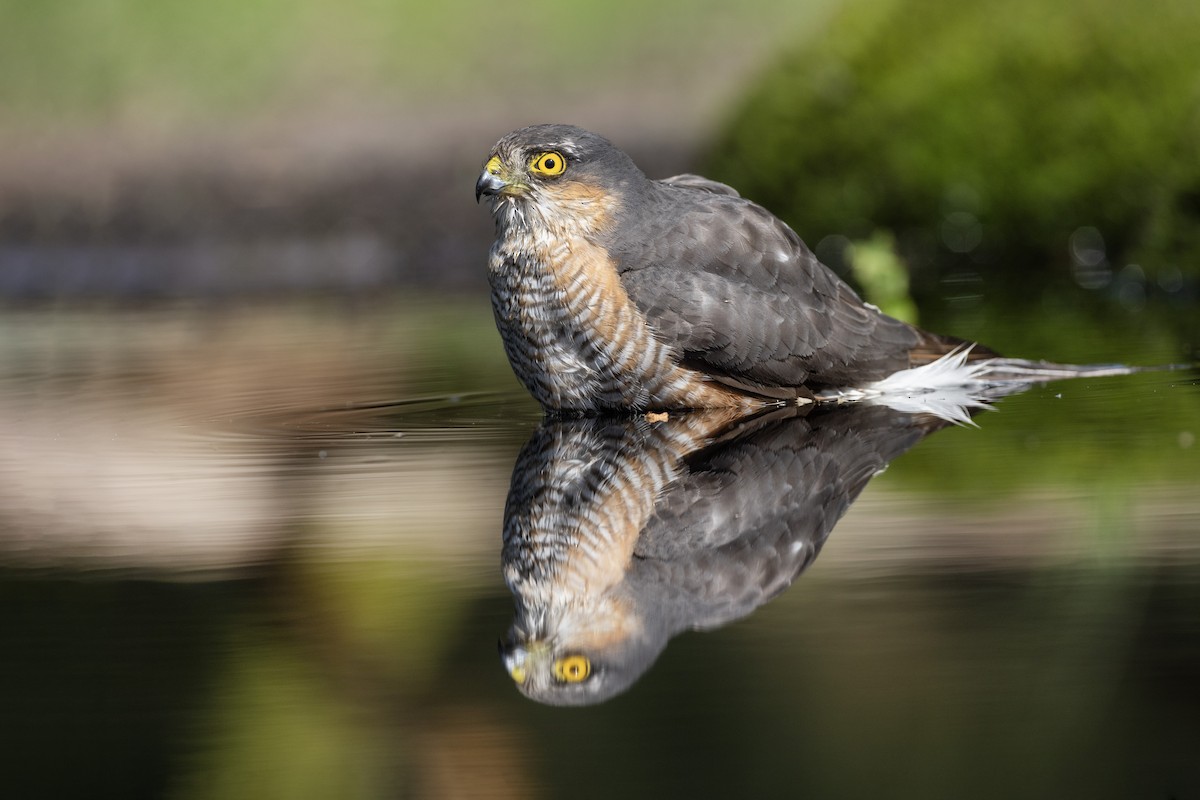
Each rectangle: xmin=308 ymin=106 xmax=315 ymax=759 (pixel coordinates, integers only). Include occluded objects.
xmin=1 ymin=300 xmax=1198 ymax=798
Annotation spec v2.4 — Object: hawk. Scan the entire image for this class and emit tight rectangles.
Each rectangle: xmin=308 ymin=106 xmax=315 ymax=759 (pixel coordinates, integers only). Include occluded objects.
xmin=476 ymin=123 xmax=996 ymax=413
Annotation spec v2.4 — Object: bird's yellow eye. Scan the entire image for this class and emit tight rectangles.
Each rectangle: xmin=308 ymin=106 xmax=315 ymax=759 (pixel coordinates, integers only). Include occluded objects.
xmin=530 ymin=151 xmax=567 ymax=177
xmin=553 ymin=655 xmax=591 ymax=683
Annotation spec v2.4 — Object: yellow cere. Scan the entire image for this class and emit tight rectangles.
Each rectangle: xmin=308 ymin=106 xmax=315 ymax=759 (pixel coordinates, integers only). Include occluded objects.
xmin=554 ymin=655 xmax=591 ymax=683
xmin=530 ymin=151 xmax=567 ymax=177
xmin=485 ymin=155 xmax=503 ymax=175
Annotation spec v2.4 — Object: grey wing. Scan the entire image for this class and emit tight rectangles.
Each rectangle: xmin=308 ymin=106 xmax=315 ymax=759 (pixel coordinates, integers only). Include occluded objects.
xmin=625 ymin=406 xmax=947 ymax=632
xmin=611 ymin=180 xmax=926 ymax=390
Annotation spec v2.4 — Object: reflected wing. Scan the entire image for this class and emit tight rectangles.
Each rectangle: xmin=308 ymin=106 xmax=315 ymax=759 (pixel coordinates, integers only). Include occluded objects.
xmin=628 ymin=405 xmax=951 ymax=630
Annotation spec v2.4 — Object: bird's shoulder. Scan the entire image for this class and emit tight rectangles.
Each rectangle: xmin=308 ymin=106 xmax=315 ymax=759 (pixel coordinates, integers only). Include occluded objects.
xmin=656 ymin=173 xmax=742 ymax=198
xmin=601 ymin=170 xmax=923 ymax=390
xmin=610 ymin=172 xmax=811 ymax=283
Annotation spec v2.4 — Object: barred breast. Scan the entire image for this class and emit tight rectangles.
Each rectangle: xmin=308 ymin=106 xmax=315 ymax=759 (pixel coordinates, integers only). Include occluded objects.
xmin=488 ymin=229 xmax=753 ymax=412
xmin=501 ymin=412 xmax=740 ymax=609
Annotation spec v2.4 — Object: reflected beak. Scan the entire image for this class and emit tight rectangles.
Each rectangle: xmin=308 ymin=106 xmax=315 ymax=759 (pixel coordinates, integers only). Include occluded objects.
xmin=500 ymin=638 xmax=550 ymax=685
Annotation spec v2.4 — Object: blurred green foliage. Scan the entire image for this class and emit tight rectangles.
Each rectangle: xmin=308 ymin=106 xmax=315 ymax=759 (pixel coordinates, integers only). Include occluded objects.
xmin=845 ymin=231 xmax=919 ymax=323
xmin=707 ymin=0 xmax=1200 ymax=305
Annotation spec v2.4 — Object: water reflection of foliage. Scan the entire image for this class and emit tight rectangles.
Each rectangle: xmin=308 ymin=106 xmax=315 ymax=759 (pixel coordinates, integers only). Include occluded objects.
xmin=880 ymin=308 xmax=1199 ymax=497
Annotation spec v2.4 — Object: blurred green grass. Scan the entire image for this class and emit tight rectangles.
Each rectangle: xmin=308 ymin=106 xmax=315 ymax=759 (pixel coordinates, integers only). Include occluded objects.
xmin=0 ymin=0 xmax=830 ymax=126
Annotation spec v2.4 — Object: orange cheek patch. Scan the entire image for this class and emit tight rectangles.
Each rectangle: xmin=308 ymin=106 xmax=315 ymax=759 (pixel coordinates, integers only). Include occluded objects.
xmin=542 ymin=181 xmax=615 ymax=220
xmin=545 ymin=180 xmax=607 ymax=202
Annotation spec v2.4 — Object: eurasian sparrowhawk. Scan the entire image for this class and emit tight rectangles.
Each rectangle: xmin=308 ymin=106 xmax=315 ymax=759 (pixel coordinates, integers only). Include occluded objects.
xmin=476 ymin=124 xmax=999 ymax=413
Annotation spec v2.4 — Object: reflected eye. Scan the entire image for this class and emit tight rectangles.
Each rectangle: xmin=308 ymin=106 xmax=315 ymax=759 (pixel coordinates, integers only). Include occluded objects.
xmin=530 ymin=151 xmax=567 ymax=177
xmin=554 ymin=655 xmax=591 ymax=683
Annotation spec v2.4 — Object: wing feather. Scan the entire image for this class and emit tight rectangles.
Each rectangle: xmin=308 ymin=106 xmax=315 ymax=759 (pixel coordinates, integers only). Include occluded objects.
xmin=607 ymin=178 xmax=929 ymax=389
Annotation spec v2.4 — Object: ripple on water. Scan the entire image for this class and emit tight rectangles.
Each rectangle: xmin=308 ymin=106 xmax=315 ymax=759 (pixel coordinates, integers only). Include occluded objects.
xmin=0 ymin=356 xmax=538 ymax=574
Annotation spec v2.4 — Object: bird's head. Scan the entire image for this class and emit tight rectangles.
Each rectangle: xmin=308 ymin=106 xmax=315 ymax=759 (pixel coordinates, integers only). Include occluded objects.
xmin=498 ymin=593 xmax=668 ymax=707
xmin=476 ymin=124 xmax=644 ymax=233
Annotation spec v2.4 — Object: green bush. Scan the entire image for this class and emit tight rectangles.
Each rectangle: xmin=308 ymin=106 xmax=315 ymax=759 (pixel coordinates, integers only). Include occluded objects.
xmin=707 ymin=0 xmax=1200 ymax=305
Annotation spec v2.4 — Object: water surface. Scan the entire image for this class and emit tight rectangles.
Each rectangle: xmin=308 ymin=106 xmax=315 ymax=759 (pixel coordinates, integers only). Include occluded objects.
xmin=1 ymin=301 xmax=1197 ymax=798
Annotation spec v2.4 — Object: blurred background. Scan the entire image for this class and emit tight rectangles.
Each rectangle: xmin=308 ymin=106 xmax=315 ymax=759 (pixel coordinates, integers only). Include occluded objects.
xmin=2 ymin=0 xmax=1196 ymax=355
xmin=0 ymin=0 xmax=828 ymax=298
xmin=1 ymin=0 xmax=1199 ymax=797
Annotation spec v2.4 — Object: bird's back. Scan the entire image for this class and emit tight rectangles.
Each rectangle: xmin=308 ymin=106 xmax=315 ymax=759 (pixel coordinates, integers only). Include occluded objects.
xmin=605 ymin=179 xmax=983 ymax=392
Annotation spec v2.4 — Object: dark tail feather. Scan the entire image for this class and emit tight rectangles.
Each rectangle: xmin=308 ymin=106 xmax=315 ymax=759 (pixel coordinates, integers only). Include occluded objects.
xmin=974 ymin=358 xmax=1152 ymax=381
xmin=907 ymin=327 xmax=1178 ymax=381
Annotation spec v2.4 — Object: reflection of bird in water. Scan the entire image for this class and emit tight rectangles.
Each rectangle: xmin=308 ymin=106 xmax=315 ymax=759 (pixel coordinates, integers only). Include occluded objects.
xmin=499 ymin=402 xmax=967 ymax=706
xmin=476 ymin=124 xmax=1133 ymax=413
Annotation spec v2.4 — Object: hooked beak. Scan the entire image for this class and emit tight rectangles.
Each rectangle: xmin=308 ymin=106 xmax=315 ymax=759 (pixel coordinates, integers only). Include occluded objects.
xmin=476 ymin=155 xmax=524 ymax=203
xmin=475 ymin=170 xmax=506 ymax=202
